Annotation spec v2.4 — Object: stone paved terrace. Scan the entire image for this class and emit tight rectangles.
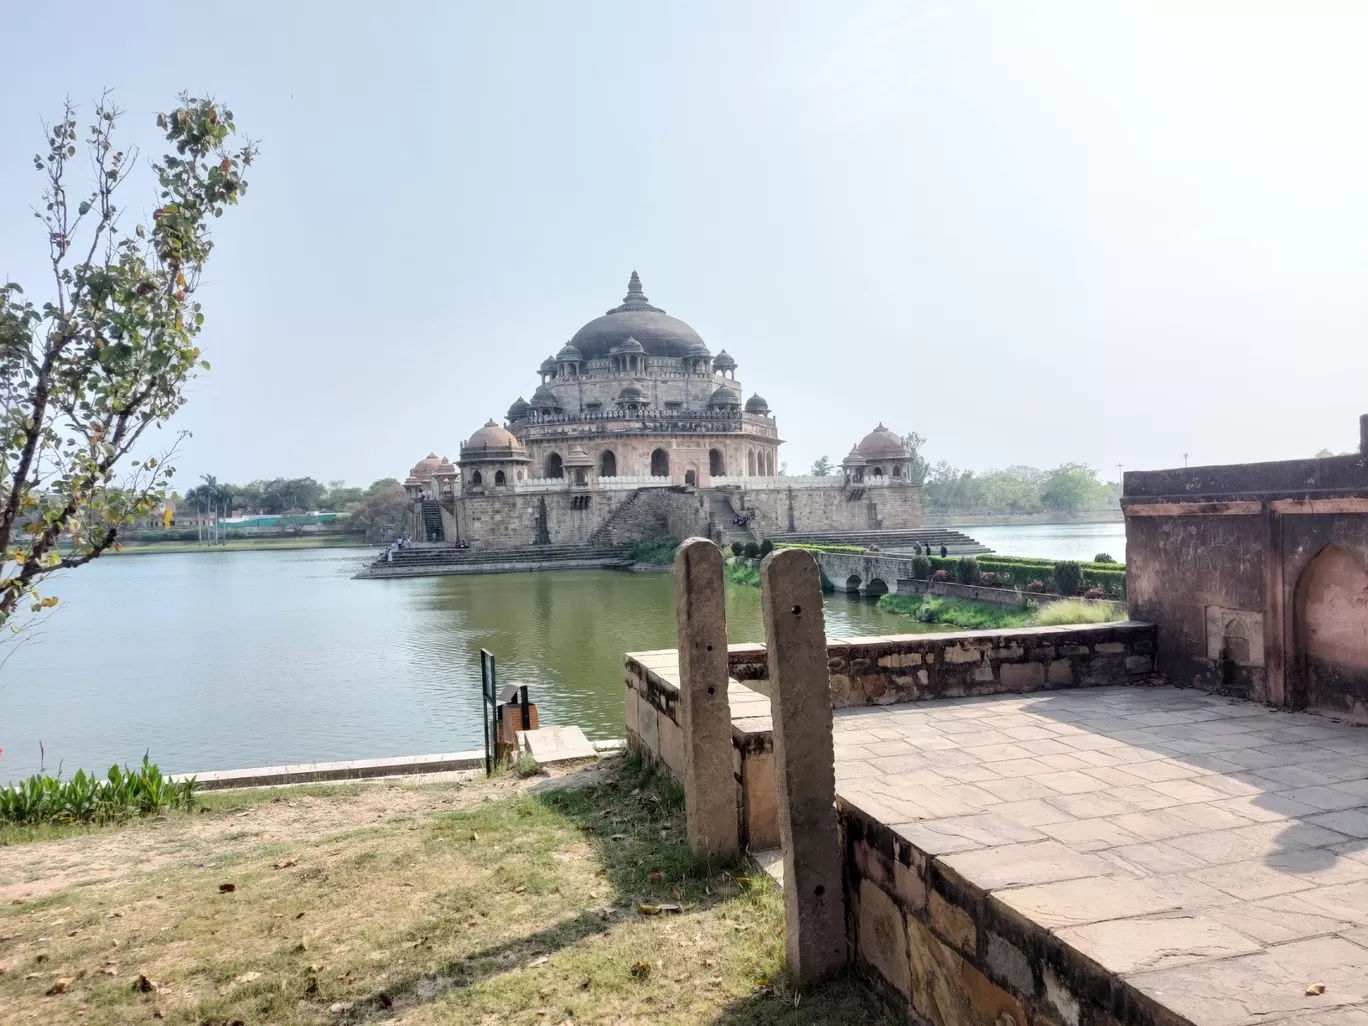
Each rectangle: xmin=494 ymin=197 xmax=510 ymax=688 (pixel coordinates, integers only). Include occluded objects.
xmin=839 ymin=685 xmax=1368 ymax=1026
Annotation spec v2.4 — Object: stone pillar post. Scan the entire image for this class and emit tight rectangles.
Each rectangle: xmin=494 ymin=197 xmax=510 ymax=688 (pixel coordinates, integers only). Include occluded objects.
xmin=674 ymin=537 xmax=739 ymax=859
xmin=759 ymin=547 xmax=847 ymax=984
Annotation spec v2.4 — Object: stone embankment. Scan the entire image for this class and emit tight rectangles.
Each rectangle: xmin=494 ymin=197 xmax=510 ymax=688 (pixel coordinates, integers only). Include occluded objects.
xmin=354 ymin=543 xmax=632 ymax=579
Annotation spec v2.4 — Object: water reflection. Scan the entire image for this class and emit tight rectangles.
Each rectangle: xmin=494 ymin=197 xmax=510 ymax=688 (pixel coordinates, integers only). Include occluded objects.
xmin=0 ymin=550 xmax=917 ymax=782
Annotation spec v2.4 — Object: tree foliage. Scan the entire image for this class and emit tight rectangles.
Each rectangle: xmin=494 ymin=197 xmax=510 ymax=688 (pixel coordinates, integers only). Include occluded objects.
xmin=920 ymin=460 xmax=1115 ymax=514
xmin=0 ymin=93 xmax=256 ymax=628
xmin=809 ymin=455 xmax=832 ymax=477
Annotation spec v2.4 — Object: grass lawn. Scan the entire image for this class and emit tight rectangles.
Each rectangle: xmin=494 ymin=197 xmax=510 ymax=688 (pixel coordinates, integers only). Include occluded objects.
xmin=0 ymin=757 xmax=894 ymax=1025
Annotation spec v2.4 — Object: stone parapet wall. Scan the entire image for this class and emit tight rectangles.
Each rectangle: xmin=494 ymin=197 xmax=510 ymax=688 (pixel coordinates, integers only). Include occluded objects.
xmin=724 ymin=622 xmax=1157 ymax=707
xmin=735 ymin=482 xmax=925 ymax=536
xmin=895 ymin=577 xmax=1118 ymax=608
xmin=843 ymin=799 xmax=1158 ymax=1026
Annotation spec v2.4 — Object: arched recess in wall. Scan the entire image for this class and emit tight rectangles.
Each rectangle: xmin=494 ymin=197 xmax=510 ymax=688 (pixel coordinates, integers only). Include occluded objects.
xmin=845 ymin=574 xmax=862 ymax=593
xmin=1294 ymin=544 xmax=1368 ymax=711
xmin=865 ymin=578 xmax=889 ymax=597
xmin=470 ymin=471 xmax=483 ymax=486
xmin=650 ymin=448 xmax=670 ymax=477
xmin=872 ymin=466 xmax=883 ymax=478
xmin=748 ymin=450 xmax=757 ymax=476
xmin=767 ymin=452 xmax=775 ymax=476
xmin=546 ymin=453 xmax=564 ymax=479
xmin=600 ymin=450 xmax=617 ymax=477
xmin=494 ymin=470 xmax=506 ymax=486
xmin=709 ymin=448 xmax=725 ymax=476
xmin=685 ymin=469 xmax=697 ymax=486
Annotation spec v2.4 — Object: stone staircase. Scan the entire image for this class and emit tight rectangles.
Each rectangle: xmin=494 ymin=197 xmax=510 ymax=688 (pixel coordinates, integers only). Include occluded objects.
xmin=586 ymin=489 xmax=645 ymax=548
xmin=421 ymin=499 xmax=444 ymax=542
xmin=777 ymin=528 xmax=992 ymax=556
xmin=355 ymin=543 xmax=633 ymax=579
xmin=707 ymin=489 xmax=759 ymax=545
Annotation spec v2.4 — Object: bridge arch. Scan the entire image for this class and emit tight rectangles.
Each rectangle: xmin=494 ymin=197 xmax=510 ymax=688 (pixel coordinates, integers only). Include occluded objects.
xmin=845 ymin=574 xmax=863 ymax=593
xmin=865 ymin=577 xmax=889 ymax=597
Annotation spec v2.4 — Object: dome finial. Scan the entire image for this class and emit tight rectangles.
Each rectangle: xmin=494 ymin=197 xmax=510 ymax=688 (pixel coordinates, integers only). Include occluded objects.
xmin=624 ymin=270 xmax=647 ymax=304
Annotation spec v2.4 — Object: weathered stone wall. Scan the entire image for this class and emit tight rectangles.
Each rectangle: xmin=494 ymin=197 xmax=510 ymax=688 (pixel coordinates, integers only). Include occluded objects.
xmin=843 ymin=800 xmax=1149 ymax=1026
xmin=1124 ymin=439 xmax=1368 ymax=717
xmin=735 ymin=482 xmax=925 ymax=536
xmin=522 ymin=430 xmax=775 ymax=483
xmin=725 ymin=623 xmax=1157 ymax=707
xmin=896 ymin=577 xmax=1116 ymax=608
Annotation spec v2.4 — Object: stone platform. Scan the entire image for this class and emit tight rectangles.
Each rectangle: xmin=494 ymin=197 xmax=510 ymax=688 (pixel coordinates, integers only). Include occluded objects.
xmin=840 ymin=685 xmax=1368 ymax=1026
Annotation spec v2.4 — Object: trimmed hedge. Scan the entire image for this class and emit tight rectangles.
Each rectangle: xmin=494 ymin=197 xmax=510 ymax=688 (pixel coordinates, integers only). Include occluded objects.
xmin=975 ymin=556 xmax=1127 ymax=599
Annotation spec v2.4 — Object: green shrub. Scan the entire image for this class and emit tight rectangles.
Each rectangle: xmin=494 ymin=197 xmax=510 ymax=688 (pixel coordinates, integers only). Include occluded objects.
xmin=759 ymin=538 xmax=774 ymax=556
xmin=0 ymin=756 xmax=196 ymax=826
xmin=910 ymin=555 xmax=932 ymax=580
xmin=743 ymin=540 xmax=760 ymax=559
xmin=956 ymin=557 xmax=980 ymax=586
xmin=730 ymin=540 xmax=744 ymax=557
xmin=723 ymin=557 xmax=759 ymax=588
xmin=1094 ymin=552 xmax=1116 ymax=563
xmin=1053 ymin=560 xmax=1084 ymax=596
xmin=629 ymin=536 xmax=679 ymax=565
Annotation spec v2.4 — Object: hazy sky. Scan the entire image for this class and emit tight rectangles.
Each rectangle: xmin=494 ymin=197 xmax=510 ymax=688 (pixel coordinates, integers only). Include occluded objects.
xmin=3 ymin=1 xmax=1366 ymax=489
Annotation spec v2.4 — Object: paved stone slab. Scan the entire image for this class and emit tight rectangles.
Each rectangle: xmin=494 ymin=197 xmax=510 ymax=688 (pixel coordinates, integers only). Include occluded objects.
xmin=830 ymin=685 xmax=1368 ymax=1026
xmin=521 ymin=726 xmax=597 ymax=765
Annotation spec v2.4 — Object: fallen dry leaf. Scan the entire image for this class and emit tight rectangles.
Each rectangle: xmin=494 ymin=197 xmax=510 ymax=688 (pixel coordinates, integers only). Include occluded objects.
xmin=272 ymin=860 xmax=298 ymax=870
xmin=637 ymin=904 xmax=661 ymax=916
xmin=657 ymin=903 xmax=682 ymax=914
xmin=629 ymin=959 xmax=652 ymax=979
xmin=47 ymin=977 xmax=75 ymax=995
xmin=1307 ymin=983 xmax=1326 ymax=996
xmin=98 ymin=967 xmax=118 ymax=977
xmin=527 ymin=956 xmax=549 ymax=968
xmin=234 ymin=971 xmax=262 ymax=984
xmin=648 ymin=872 xmax=663 ymax=884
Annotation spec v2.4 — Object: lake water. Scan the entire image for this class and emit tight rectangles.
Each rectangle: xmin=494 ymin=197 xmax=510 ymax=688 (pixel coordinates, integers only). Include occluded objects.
xmin=0 ymin=522 xmax=1128 ymax=784
xmin=0 ymin=550 xmax=920 ymax=783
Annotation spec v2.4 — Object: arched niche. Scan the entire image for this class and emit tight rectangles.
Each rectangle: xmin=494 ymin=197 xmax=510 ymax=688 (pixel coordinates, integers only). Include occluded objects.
xmin=1295 ymin=544 xmax=1368 ymax=713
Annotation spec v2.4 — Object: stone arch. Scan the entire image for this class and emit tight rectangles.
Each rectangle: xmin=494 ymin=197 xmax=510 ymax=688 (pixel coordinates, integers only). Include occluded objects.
xmin=1222 ymin=618 xmax=1249 ymax=664
xmin=709 ymin=448 xmax=725 ymax=477
xmin=685 ymin=469 xmax=697 ymax=486
xmin=650 ymin=448 xmax=670 ymax=477
xmin=845 ymin=574 xmax=862 ymax=593
xmin=470 ymin=470 xmax=483 ymax=486
xmin=494 ymin=470 xmax=506 ymax=487
xmin=546 ymin=453 xmax=564 ymax=479
xmin=892 ymin=464 xmax=902 ymax=478
xmin=865 ymin=578 xmax=889 ymax=597
xmin=872 ymin=465 xmax=884 ymax=478
xmin=748 ymin=450 xmax=757 ymax=476
xmin=1294 ymin=544 xmax=1368 ymax=713
xmin=600 ymin=450 xmax=617 ymax=477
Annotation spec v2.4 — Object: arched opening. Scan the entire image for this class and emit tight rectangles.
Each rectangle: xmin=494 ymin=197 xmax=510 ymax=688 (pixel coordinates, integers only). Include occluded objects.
xmin=600 ymin=450 xmax=617 ymax=477
xmin=892 ymin=465 xmax=902 ymax=478
xmin=546 ymin=453 xmax=563 ymax=479
xmin=470 ymin=471 xmax=483 ymax=487
xmin=872 ymin=466 xmax=883 ymax=478
xmin=748 ymin=450 xmax=757 ymax=476
xmin=709 ymin=449 xmax=725 ymax=477
xmin=1222 ymin=618 xmax=1250 ymax=664
xmin=494 ymin=470 xmax=506 ymax=487
xmin=574 ymin=468 xmax=587 ymax=486
xmin=650 ymin=448 xmax=670 ymax=477
xmin=767 ymin=452 xmax=775 ymax=476
xmin=685 ymin=469 xmax=697 ymax=486
xmin=865 ymin=578 xmax=889 ymax=597
xmin=1295 ymin=544 xmax=1368 ymax=713
xmin=845 ymin=575 xmax=862 ymax=593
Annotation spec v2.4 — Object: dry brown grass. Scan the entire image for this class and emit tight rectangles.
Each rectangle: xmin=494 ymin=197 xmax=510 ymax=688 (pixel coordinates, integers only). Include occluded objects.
xmin=0 ymin=757 xmax=894 ymax=1026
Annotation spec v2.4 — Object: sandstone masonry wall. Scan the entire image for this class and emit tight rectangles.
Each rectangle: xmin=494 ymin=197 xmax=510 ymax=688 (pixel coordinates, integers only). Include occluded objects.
xmin=736 ymin=482 xmax=925 ymax=536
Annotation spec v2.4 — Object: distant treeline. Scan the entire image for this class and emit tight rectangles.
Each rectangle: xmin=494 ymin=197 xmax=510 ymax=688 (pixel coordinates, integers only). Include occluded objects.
xmin=919 ymin=462 xmax=1118 ymax=514
xmin=172 ymin=476 xmax=410 ymax=540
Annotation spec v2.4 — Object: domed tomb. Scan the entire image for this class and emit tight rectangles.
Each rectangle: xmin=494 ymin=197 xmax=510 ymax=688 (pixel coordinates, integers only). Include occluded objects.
xmin=568 ymin=272 xmax=707 ymax=360
xmin=557 ymin=342 xmax=581 ymax=361
xmin=410 ymin=453 xmax=443 ymax=479
xmin=744 ymin=393 xmax=770 ymax=415
xmin=462 ymin=420 xmax=528 ymax=460
xmin=708 ymin=385 xmax=741 ymax=408
xmin=618 ymin=384 xmax=646 ymax=404
xmin=507 ymin=396 xmax=531 ymax=421
xmin=857 ymin=423 xmax=909 ymax=460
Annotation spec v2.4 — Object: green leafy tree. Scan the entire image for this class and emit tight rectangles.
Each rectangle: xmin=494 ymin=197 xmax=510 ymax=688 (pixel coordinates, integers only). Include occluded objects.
xmin=0 ymin=93 xmax=256 ymax=628
xmin=809 ymin=455 xmax=832 ymax=477
xmin=901 ymin=431 xmax=929 ymax=484
xmin=1040 ymin=464 xmax=1113 ymax=511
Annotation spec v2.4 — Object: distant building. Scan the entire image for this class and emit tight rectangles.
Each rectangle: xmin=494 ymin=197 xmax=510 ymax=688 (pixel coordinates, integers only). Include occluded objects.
xmin=1124 ymin=414 xmax=1368 ymax=720
xmin=403 ymin=272 xmax=925 ymax=548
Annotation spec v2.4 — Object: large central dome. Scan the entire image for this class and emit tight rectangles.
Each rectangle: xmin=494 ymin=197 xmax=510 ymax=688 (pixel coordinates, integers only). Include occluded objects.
xmin=568 ymin=271 xmax=706 ymax=360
